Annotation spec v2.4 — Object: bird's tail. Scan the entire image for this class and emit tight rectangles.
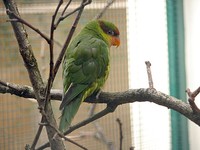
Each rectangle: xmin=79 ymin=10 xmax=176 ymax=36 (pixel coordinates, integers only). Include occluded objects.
xmin=59 ymin=96 xmax=82 ymax=133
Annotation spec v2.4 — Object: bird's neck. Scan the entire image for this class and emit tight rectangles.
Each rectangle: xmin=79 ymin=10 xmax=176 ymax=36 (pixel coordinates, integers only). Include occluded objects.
xmin=82 ymin=26 xmax=110 ymax=46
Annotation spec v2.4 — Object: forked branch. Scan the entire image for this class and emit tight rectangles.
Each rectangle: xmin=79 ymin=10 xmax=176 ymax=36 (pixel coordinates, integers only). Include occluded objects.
xmin=186 ymin=87 xmax=200 ymax=113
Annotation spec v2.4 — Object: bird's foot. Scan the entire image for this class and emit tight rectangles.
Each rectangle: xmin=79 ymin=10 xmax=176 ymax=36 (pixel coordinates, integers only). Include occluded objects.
xmin=96 ymin=90 xmax=102 ymax=99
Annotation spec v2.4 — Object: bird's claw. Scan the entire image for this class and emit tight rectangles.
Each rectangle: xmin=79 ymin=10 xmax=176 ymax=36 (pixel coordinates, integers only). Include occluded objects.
xmin=96 ymin=90 xmax=102 ymax=99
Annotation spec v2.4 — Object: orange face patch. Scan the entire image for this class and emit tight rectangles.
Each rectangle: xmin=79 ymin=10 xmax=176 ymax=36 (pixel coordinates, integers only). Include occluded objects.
xmin=111 ymin=36 xmax=120 ymax=47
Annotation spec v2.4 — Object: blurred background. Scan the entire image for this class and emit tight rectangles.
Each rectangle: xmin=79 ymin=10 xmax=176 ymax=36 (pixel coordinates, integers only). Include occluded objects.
xmin=0 ymin=0 xmax=200 ymax=150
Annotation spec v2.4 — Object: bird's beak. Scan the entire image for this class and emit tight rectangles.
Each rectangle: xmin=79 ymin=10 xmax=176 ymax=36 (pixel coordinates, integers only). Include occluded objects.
xmin=112 ymin=36 xmax=120 ymax=47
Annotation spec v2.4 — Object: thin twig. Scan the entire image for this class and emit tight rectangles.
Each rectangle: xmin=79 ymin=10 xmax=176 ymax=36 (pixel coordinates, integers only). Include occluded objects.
xmin=186 ymin=87 xmax=200 ymax=113
xmin=6 ymin=9 xmax=50 ymax=43
xmin=44 ymin=0 xmax=63 ymax=110
xmin=61 ymin=0 xmax=73 ymax=16
xmin=7 ymin=16 xmax=63 ymax=49
xmin=94 ymin=0 xmax=116 ymax=19
xmin=52 ymin=0 xmax=63 ymax=30
xmin=189 ymin=87 xmax=200 ymax=98
xmin=30 ymin=124 xmax=44 ymax=150
xmin=116 ymin=118 xmax=123 ymax=150
xmin=145 ymin=61 xmax=154 ymax=88
xmin=30 ymin=108 xmax=49 ymax=150
xmin=55 ymin=0 xmax=92 ymax=28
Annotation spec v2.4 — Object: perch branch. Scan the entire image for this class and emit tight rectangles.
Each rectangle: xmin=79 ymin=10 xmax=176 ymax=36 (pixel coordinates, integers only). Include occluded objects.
xmin=2 ymin=81 xmax=200 ymax=148
xmin=1 ymin=81 xmax=200 ymax=126
xmin=0 ymin=80 xmax=61 ymax=100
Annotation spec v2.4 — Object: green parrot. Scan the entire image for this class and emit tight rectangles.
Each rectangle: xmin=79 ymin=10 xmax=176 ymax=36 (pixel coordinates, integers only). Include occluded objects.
xmin=59 ymin=20 xmax=120 ymax=133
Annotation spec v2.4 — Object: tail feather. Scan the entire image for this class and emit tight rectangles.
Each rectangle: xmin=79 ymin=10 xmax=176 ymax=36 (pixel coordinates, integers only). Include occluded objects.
xmin=59 ymin=96 xmax=82 ymax=133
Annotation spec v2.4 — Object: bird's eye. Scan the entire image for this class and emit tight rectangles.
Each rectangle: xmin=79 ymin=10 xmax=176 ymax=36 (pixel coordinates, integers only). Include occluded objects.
xmin=107 ymin=30 xmax=115 ymax=36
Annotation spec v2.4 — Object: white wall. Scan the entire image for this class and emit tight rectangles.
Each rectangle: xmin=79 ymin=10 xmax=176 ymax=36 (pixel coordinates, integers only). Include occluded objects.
xmin=127 ymin=0 xmax=170 ymax=150
xmin=184 ymin=0 xmax=200 ymax=150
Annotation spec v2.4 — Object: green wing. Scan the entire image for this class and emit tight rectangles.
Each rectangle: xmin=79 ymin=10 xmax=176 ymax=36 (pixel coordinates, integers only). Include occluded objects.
xmin=59 ymin=34 xmax=110 ymax=132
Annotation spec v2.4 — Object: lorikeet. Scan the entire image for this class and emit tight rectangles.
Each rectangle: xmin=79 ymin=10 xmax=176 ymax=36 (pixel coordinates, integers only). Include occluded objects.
xmin=59 ymin=20 xmax=120 ymax=133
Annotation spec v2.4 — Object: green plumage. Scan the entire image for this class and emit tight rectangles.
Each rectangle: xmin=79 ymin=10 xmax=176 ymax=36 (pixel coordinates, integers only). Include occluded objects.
xmin=59 ymin=20 xmax=119 ymax=133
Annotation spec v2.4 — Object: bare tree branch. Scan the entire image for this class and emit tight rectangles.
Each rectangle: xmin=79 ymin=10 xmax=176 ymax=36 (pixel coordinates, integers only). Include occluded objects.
xmin=2 ymin=79 xmax=200 ymax=149
xmin=30 ymin=124 xmax=43 ymax=150
xmin=23 ymin=87 xmax=200 ymax=149
xmin=1 ymin=80 xmax=200 ymax=126
xmin=6 ymin=9 xmax=51 ymax=43
xmin=186 ymin=87 xmax=200 ymax=113
xmin=44 ymin=0 xmax=62 ymax=106
xmin=61 ymin=0 xmax=73 ymax=16
xmin=54 ymin=0 xmax=92 ymax=28
xmin=0 ymin=80 xmax=62 ymax=100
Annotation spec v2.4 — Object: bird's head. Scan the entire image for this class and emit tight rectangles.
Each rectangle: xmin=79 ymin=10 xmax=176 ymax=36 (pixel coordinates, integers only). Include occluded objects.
xmin=98 ymin=20 xmax=120 ymax=47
